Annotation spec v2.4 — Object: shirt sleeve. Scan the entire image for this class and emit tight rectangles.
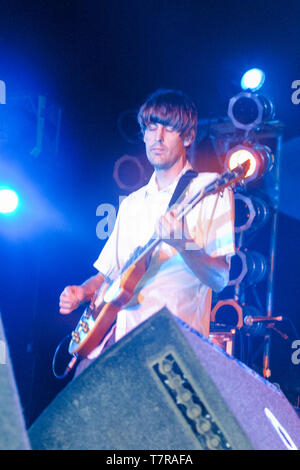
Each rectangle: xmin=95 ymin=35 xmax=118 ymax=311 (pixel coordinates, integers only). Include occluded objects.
xmin=185 ymin=174 xmax=235 ymax=259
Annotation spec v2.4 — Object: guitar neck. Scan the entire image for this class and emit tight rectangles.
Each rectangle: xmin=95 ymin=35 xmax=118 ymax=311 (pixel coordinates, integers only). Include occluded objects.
xmin=120 ymin=236 xmax=160 ymax=274
xmin=174 ymin=171 xmax=236 ymax=221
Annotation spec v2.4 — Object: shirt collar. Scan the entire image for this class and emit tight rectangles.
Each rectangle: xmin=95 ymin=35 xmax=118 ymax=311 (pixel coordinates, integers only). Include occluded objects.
xmin=145 ymin=160 xmax=193 ymax=197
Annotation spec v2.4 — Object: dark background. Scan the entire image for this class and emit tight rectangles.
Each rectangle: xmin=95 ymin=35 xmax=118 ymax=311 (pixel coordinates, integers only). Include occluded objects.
xmin=0 ymin=0 xmax=299 ymax=427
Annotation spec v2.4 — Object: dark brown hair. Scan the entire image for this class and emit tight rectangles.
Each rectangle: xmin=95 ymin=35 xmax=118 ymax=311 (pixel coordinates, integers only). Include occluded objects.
xmin=137 ymin=89 xmax=197 ymax=142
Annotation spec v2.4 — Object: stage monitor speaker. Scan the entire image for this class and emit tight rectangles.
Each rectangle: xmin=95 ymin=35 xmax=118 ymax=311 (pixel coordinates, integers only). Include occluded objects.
xmin=0 ymin=315 xmax=30 ymax=450
xmin=29 ymin=308 xmax=300 ymax=450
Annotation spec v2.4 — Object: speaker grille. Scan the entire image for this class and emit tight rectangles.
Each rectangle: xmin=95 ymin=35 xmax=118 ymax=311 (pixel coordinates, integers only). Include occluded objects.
xmin=152 ymin=352 xmax=232 ymax=450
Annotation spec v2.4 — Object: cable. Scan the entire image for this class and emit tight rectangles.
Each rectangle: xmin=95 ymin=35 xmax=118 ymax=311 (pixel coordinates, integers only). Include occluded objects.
xmin=52 ymin=333 xmax=78 ymax=380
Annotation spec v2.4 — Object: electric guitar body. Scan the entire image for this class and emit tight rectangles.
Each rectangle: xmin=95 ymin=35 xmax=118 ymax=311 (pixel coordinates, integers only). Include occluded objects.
xmin=68 ymin=244 xmax=156 ymax=357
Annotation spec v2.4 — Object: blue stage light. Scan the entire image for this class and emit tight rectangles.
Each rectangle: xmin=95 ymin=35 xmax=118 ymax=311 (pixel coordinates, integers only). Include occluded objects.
xmin=241 ymin=68 xmax=265 ymax=91
xmin=0 ymin=188 xmax=19 ymax=214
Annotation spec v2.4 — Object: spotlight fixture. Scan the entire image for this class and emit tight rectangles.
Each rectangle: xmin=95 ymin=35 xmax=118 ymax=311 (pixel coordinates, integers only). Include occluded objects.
xmin=228 ymin=91 xmax=275 ymax=131
xmin=243 ymin=250 xmax=268 ymax=286
xmin=224 ymin=144 xmax=274 ymax=182
xmin=228 ymin=250 xmax=247 ymax=286
xmin=117 ymin=109 xmax=141 ymax=144
xmin=234 ymin=193 xmax=270 ymax=233
xmin=113 ymin=154 xmax=146 ymax=191
xmin=241 ymin=68 xmax=265 ymax=92
xmin=228 ymin=249 xmax=267 ymax=287
xmin=0 ymin=187 xmax=19 ymax=214
xmin=211 ymin=299 xmax=243 ymax=329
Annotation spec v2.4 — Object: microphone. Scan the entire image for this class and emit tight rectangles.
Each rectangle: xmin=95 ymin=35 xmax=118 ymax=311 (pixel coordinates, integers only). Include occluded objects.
xmin=244 ymin=315 xmax=284 ymax=326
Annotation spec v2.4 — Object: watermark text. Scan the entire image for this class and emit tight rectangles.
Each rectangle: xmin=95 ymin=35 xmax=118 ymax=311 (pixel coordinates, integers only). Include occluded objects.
xmin=291 ymin=80 xmax=300 ymax=104
xmin=291 ymin=340 xmax=300 ymax=365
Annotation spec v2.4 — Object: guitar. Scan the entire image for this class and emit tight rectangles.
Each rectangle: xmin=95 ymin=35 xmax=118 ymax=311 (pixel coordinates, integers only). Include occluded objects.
xmin=68 ymin=161 xmax=249 ymax=360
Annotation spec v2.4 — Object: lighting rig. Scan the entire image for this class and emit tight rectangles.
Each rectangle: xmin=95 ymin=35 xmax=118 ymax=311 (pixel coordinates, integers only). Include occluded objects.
xmin=208 ymin=69 xmax=286 ymax=380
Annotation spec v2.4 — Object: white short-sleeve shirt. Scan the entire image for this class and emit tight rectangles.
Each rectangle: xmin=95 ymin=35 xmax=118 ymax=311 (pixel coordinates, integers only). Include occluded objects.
xmin=91 ymin=162 xmax=235 ymax=357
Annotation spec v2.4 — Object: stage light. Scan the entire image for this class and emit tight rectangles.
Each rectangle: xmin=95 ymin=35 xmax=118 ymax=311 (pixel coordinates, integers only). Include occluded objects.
xmin=228 ymin=249 xmax=267 ymax=287
xmin=211 ymin=299 xmax=243 ymax=329
xmin=228 ymin=91 xmax=274 ymax=131
xmin=224 ymin=144 xmax=274 ymax=181
xmin=0 ymin=188 xmax=19 ymax=214
xmin=234 ymin=193 xmax=270 ymax=233
xmin=244 ymin=250 xmax=268 ymax=286
xmin=228 ymin=250 xmax=247 ymax=286
xmin=117 ymin=109 xmax=141 ymax=144
xmin=113 ymin=154 xmax=146 ymax=191
xmin=241 ymin=68 xmax=265 ymax=92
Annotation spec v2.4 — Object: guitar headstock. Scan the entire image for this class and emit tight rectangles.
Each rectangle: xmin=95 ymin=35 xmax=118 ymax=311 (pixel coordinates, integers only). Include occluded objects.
xmin=214 ymin=159 xmax=251 ymax=193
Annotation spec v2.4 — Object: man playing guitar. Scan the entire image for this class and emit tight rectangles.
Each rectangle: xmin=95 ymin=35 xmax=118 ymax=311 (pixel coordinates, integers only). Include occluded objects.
xmin=59 ymin=89 xmax=235 ymax=374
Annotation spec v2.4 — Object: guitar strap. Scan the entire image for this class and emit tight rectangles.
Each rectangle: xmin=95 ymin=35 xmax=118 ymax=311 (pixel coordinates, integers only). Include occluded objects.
xmin=167 ymin=168 xmax=198 ymax=209
xmin=142 ymin=169 xmax=199 ymax=270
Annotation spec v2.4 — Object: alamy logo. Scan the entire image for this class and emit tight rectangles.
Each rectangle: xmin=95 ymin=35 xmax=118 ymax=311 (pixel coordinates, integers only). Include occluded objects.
xmin=0 ymin=339 xmax=6 ymax=364
xmin=291 ymin=340 xmax=300 ymax=365
xmin=95 ymin=197 xmax=196 ymax=246
xmin=96 ymin=197 xmax=126 ymax=240
xmin=291 ymin=80 xmax=300 ymax=104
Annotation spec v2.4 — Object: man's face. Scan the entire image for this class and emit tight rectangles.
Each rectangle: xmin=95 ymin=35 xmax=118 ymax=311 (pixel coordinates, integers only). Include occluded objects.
xmin=143 ymin=122 xmax=188 ymax=170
